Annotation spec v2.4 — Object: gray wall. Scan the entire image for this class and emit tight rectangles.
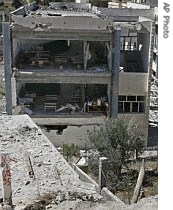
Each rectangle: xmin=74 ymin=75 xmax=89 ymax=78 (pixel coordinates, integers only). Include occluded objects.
xmin=60 ymin=84 xmax=80 ymax=96
xmin=138 ymin=32 xmax=150 ymax=73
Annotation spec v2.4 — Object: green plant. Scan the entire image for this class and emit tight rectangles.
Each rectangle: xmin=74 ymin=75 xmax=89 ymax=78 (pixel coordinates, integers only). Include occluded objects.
xmin=87 ymin=118 xmax=145 ymax=190
xmin=62 ymin=143 xmax=80 ymax=162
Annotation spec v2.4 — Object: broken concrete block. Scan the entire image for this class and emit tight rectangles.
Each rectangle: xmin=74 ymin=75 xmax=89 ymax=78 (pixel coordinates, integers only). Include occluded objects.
xmin=25 ymin=181 xmax=30 ymax=185
xmin=46 ymin=204 xmax=52 ymax=209
xmin=55 ymin=192 xmax=65 ymax=204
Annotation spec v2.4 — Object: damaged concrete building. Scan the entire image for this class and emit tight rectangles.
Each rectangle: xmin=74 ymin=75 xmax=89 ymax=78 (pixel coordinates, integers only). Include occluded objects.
xmin=2 ymin=1 xmax=155 ymax=145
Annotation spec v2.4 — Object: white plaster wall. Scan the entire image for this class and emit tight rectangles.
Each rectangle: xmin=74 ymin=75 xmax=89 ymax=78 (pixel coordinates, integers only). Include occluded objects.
xmin=119 ymin=72 xmax=148 ymax=95
xmin=41 ymin=125 xmax=97 ymax=149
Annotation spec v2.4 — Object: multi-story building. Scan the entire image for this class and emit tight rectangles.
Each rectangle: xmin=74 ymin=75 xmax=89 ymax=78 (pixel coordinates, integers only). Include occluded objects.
xmin=2 ymin=1 xmax=155 ymax=145
xmin=108 ymin=0 xmax=158 ymax=77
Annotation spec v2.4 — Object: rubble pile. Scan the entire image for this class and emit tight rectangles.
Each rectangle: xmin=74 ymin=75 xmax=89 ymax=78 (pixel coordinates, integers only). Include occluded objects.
xmin=0 ymin=115 xmax=158 ymax=210
xmin=0 ymin=115 xmax=103 ymax=209
xmin=149 ymin=76 xmax=158 ymax=127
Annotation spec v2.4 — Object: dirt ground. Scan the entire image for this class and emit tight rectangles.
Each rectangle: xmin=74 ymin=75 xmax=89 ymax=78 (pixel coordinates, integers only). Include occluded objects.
xmin=117 ymin=158 xmax=158 ymax=204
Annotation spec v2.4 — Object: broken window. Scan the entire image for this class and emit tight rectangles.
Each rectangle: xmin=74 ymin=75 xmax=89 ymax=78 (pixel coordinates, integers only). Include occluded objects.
xmin=127 ymin=96 xmax=136 ymax=101
xmin=137 ymin=96 xmax=145 ymax=101
xmin=118 ymin=95 xmax=146 ymax=113
xmin=124 ymin=102 xmax=131 ymax=112
xmin=120 ymin=36 xmax=137 ymax=51
xmin=118 ymin=95 xmax=126 ymax=101
xmin=120 ymin=37 xmax=125 ymax=51
xmin=139 ymin=102 xmax=145 ymax=112
xmin=132 ymin=102 xmax=138 ymax=112
xmin=118 ymin=102 xmax=124 ymax=113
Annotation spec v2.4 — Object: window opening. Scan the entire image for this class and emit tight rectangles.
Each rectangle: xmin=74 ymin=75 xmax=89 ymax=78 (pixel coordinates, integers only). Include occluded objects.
xmin=118 ymin=95 xmax=146 ymax=113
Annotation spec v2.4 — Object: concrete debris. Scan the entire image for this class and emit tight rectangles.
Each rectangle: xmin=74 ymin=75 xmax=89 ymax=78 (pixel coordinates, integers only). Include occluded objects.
xmin=149 ymin=76 xmax=158 ymax=127
xmin=24 ymin=107 xmax=33 ymax=116
xmin=0 ymin=200 xmax=13 ymax=210
xmin=0 ymin=65 xmax=158 ymax=209
xmin=138 ymin=150 xmax=158 ymax=159
xmin=76 ymin=157 xmax=88 ymax=167
xmin=0 ymin=115 xmax=104 ymax=208
xmin=0 ymin=115 xmax=158 ymax=209
xmin=25 ymin=181 xmax=30 ymax=186
xmin=56 ymin=104 xmax=79 ymax=113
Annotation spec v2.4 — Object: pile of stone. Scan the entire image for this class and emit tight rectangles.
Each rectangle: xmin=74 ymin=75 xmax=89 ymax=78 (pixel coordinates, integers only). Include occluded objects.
xmin=149 ymin=75 xmax=158 ymax=127
xmin=0 ymin=115 xmax=103 ymax=209
xmin=0 ymin=115 xmax=158 ymax=210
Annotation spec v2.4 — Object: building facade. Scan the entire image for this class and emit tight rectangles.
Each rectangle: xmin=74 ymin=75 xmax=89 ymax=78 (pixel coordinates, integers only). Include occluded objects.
xmin=3 ymin=1 xmax=155 ymax=144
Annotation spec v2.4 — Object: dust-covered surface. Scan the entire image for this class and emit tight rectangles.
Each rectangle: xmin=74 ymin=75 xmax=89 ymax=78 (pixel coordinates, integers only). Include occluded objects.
xmin=0 ymin=114 xmax=103 ymax=208
xmin=0 ymin=64 xmax=6 ymax=114
xmin=0 ymin=63 xmax=158 ymax=209
xmin=0 ymin=115 xmax=158 ymax=210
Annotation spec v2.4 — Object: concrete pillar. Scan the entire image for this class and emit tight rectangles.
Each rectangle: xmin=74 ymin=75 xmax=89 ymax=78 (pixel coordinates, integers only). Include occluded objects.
xmin=2 ymin=22 xmax=12 ymax=115
xmin=81 ymin=84 xmax=86 ymax=105
xmin=99 ymin=157 xmax=107 ymax=192
xmin=119 ymin=0 xmax=122 ymax=8
xmin=106 ymin=41 xmax=113 ymax=72
xmin=107 ymin=84 xmax=111 ymax=117
xmin=83 ymin=41 xmax=87 ymax=71
xmin=11 ymin=76 xmax=17 ymax=107
xmin=1 ymin=154 xmax=12 ymax=206
xmin=83 ymin=41 xmax=91 ymax=71
xmin=111 ymin=29 xmax=121 ymax=118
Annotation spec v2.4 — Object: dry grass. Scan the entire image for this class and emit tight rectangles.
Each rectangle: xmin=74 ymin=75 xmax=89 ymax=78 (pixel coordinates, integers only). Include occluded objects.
xmin=117 ymin=158 xmax=158 ymax=204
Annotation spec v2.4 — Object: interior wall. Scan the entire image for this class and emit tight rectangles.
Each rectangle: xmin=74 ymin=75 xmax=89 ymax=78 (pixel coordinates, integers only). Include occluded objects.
xmin=60 ymin=84 xmax=81 ymax=96
xmin=20 ymin=39 xmax=51 ymax=51
xmin=67 ymin=40 xmax=83 ymax=57
xmin=24 ymin=83 xmax=60 ymax=96
xmin=59 ymin=84 xmax=108 ymax=100
xmin=120 ymin=52 xmax=125 ymax=67
xmin=86 ymin=84 xmax=108 ymax=100
xmin=88 ymin=41 xmax=108 ymax=65
xmin=13 ymin=38 xmax=20 ymax=65
xmin=17 ymin=39 xmax=83 ymax=57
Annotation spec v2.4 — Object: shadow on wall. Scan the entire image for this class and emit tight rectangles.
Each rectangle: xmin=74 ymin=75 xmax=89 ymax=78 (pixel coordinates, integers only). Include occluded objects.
xmin=148 ymin=126 xmax=158 ymax=147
